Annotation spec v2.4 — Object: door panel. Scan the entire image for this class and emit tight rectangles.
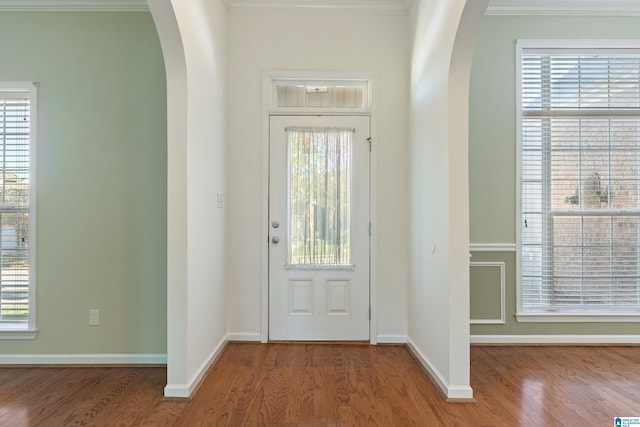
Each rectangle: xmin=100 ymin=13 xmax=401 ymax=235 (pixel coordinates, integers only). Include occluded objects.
xmin=269 ymin=115 xmax=370 ymax=341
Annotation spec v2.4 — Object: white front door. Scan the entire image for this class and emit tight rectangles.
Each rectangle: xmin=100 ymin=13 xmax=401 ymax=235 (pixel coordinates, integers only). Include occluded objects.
xmin=269 ymin=115 xmax=370 ymax=341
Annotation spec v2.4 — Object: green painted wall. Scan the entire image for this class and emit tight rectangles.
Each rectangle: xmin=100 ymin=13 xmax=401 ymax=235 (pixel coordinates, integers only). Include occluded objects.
xmin=0 ymin=12 xmax=167 ymax=354
xmin=469 ymin=15 xmax=640 ymax=336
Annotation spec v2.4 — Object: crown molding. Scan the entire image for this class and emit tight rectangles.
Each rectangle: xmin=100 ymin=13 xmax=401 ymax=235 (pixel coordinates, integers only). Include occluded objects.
xmin=2 ymin=0 xmax=636 ymax=16
xmin=487 ymin=0 xmax=640 ymax=16
xmin=0 ymin=0 xmax=148 ymax=12
xmin=223 ymin=0 xmax=412 ymax=15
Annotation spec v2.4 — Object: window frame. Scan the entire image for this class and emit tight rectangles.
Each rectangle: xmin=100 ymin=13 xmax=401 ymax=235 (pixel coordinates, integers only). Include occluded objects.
xmin=0 ymin=81 xmax=37 ymax=338
xmin=516 ymin=40 xmax=640 ymax=323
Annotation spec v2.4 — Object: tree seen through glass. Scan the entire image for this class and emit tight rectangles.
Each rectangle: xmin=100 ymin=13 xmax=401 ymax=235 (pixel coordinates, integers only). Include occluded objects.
xmin=287 ymin=127 xmax=352 ymax=266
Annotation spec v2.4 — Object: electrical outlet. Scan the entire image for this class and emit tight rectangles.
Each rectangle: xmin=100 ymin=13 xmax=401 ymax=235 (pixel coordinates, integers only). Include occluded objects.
xmin=89 ymin=309 xmax=100 ymax=326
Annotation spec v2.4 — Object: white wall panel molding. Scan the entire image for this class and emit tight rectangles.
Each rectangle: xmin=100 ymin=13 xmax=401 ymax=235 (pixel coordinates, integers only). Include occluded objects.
xmin=0 ymin=0 xmax=148 ymax=11
xmin=470 ymin=243 xmax=516 ymax=252
xmin=224 ymin=0 xmax=410 ymax=15
xmin=471 ymin=335 xmax=640 ymax=345
xmin=470 ymin=262 xmax=506 ymax=325
xmin=487 ymin=0 xmax=640 ymax=16
xmin=0 ymin=354 xmax=167 ymax=364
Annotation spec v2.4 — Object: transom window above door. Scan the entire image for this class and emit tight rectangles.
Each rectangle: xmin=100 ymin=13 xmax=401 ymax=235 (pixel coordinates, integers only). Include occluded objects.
xmin=267 ymin=75 xmax=371 ymax=113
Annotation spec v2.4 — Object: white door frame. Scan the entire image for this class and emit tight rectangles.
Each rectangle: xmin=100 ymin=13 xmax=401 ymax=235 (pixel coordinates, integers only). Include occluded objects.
xmin=259 ymin=70 xmax=379 ymax=344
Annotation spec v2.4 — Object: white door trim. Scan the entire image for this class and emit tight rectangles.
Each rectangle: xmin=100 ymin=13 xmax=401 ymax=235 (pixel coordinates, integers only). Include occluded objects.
xmin=260 ymin=70 xmax=379 ymax=344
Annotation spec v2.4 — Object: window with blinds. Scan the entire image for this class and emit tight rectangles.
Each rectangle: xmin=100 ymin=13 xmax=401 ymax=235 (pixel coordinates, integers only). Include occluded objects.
xmin=518 ymin=42 xmax=640 ymax=317
xmin=0 ymin=82 xmax=35 ymax=332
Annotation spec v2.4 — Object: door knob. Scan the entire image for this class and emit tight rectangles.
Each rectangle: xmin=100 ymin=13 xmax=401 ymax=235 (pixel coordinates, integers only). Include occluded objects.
xmin=272 ymin=236 xmax=280 ymax=244
xmin=272 ymin=220 xmax=280 ymax=229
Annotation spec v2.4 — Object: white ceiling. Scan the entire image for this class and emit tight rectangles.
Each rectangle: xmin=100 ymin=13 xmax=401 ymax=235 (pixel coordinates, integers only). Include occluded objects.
xmin=0 ymin=0 xmax=638 ymax=16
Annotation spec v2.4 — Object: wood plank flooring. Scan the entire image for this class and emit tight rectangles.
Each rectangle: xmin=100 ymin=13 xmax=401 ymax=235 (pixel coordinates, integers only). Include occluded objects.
xmin=0 ymin=343 xmax=638 ymax=426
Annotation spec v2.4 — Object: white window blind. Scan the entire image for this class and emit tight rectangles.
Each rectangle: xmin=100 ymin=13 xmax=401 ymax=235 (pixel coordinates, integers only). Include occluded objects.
xmin=0 ymin=83 xmax=34 ymax=331
xmin=520 ymin=44 xmax=640 ymax=315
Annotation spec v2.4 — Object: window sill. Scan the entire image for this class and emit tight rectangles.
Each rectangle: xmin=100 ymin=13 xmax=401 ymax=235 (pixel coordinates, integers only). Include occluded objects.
xmin=0 ymin=328 xmax=37 ymax=339
xmin=516 ymin=312 xmax=640 ymax=323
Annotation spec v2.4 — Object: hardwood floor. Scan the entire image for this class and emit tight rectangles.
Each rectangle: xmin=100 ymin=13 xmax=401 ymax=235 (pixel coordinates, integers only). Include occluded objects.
xmin=0 ymin=343 xmax=639 ymax=426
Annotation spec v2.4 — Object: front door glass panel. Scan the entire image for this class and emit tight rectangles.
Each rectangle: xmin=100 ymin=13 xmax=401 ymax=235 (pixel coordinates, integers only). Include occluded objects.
xmin=287 ymin=127 xmax=353 ymax=267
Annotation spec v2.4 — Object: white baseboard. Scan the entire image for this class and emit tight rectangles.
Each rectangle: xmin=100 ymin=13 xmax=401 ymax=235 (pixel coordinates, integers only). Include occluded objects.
xmin=164 ymin=335 xmax=229 ymax=398
xmin=406 ymin=338 xmax=474 ymax=400
xmin=376 ymin=334 xmax=407 ymax=344
xmin=471 ymin=335 xmax=640 ymax=345
xmin=0 ymin=353 xmax=167 ymax=365
xmin=227 ymin=332 xmax=262 ymax=342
